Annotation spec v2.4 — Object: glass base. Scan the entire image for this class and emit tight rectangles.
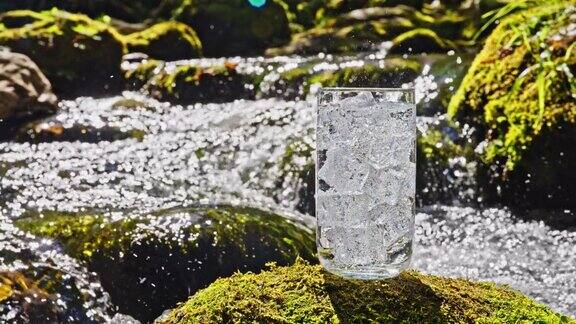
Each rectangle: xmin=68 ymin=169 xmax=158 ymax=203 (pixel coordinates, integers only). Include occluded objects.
xmin=320 ymin=259 xmax=411 ymax=280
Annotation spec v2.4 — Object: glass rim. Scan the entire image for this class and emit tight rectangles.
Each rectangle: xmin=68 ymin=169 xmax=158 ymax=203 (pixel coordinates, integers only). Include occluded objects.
xmin=318 ymin=87 xmax=415 ymax=93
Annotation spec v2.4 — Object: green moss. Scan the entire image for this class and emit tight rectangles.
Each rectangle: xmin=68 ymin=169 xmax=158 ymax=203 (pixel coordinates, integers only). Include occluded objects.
xmin=0 ymin=9 xmax=125 ymax=95
xmin=448 ymin=2 xmax=576 ymax=171
xmin=160 ymin=261 xmax=572 ymax=323
xmin=122 ymin=21 xmax=202 ymax=60
xmin=15 ymin=205 xmax=316 ymax=322
xmin=126 ymin=60 xmax=254 ymax=103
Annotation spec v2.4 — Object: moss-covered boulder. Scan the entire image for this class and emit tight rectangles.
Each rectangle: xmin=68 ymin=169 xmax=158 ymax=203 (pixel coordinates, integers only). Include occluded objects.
xmin=15 ymin=205 xmax=316 ymax=323
xmin=311 ymin=58 xmax=421 ymax=87
xmin=281 ymin=0 xmax=424 ymax=30
xmin=0 ymin=0 xmax=169 ymax=24
xmin=268 ymin=2 xmax=484 ymax=56
xmin=0 ymin=267 xmax=108 ymax=323
xmin=448 ymin=2 xmax=576 ymax=208
xmin=159 ymin=261 xmax=571 ymax=323
xmin=0 ymin=9 xmax=125 ymax=96
xmin=266 ymin=12 xmax=414 ymax=56
xmin=266 ymin=58 xmax=421 ymax=99
xmin=174 ymin=0 xmax=291 ymax=57
xmin=123 ymin=21 xmax=202 ymax=61
xmin=389 ymin=28 xmax=456 ymax=54
xmin=125 ymin=59 xmax=255 ymax=103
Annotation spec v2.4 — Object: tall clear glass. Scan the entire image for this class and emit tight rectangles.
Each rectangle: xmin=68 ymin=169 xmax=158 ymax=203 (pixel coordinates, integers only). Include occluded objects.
xmin=315 ymin=87 xmax=416 ymax=279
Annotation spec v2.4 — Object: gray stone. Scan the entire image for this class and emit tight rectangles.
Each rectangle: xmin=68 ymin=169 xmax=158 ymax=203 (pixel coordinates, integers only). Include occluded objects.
xmin=0 ymin=50 xmax=58 ymax=120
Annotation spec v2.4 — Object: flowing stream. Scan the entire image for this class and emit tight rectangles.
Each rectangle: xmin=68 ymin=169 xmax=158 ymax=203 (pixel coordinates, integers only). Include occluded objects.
xmin=1 ymin=52 xmax=575 ymax=320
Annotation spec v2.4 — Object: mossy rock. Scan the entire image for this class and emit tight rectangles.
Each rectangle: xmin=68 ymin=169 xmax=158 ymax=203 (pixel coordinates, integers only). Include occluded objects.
xmin=389 ymin=28 xmax=456 ymax=54
xmin=15 ymin=205 xmax=316 ymax=323
xmin=416 ymin=122 xmax=488 ymax=205
xmin=281 ymin=0 xmax=425 ymax=29
xmin=159 ymin=261 xmax=572 ymax=323
xmin=310 ymin=58 xmax=421 ymax=87
xmin=125 ymin=60 xmax=255 ymax=103
xmin=123 ymin=21 xmax=202 ymax=61
xmin=174 ymin=0 xmax=291 ymax=56
xmin=266 ymin=15 xmax=414 ymax=56
xmin=0 ymin=0 xmax=170 ymax=23
xmin=270 ymin=58 xmax=421 ymax=99
xmin=0 ymin=9 xmax=125 ymax=96
xmin=13 ymin=120 xmax=146 ymax=143
xmin=0 ymin=267 xmax=108 ymax=323
xmin=448 ymin=2 xmax=576 ymax=208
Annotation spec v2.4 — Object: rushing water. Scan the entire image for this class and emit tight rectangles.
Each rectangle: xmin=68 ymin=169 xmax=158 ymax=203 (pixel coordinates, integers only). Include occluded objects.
xmin=1 ymin=52 xmax=575 ymax=319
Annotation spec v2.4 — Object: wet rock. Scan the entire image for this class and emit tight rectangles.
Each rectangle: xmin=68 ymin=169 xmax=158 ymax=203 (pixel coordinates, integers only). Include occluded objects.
xmin=123 ymin=21 xmax=202 ymax=61
xmin=0 ymin=9 xmax=125 ymax=96
xmin=268 ymin=2 xmax=479 ymax=56
xmin=124 ymin=60 xmax=255 ymax=104
xmin=158 ymin=261 xmax=569 ymax=323
xmin=266 ymin=58 xmax=421 ymax=99
xmin=15 ymin=205 xmax=317 ymax=323
xmin=416 ymin=118 xmax=484 ymax=206
xmin=0 ymin=51 xmax=58 ymax=121
xmin=110 ymin=313 xmax=141 ymax=324
xmin=0 ymin=266 xmax=108 ymax=323
xmin=448 ymin=3 xmax=576 ymax=209
xmin=266 ymin=16 xmax=413 ymax=56
xmin=389 ymin=28 xmax=456 ymax=54
xmin=13 ymin=120 xmax=146 ymax=143
xmin=282 ymin=1 xmax=424 ymax=30
xmin=111 ymin=97 xmax=153 ymax=110
xmin=276 ymin=139 xmax=315 ymax=215
xmin=310 ymin=58 xmax=421 ymax=87
xmin=174 ymin=0 xmax=291 ymax=57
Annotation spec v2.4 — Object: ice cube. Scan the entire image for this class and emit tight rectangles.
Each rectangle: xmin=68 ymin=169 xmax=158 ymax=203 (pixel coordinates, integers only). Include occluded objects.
xmin=367 ymin=135 xmax=413 ymax=168
xmin=336 ymin=91 xmax=376 ymax=111
xmin=363 ymin=166 xmax=405 ymax=205
xmin=318 ymin=145 xmax=368 ymax=194
xmin=316 ymin=192 xmax=372 ymax=226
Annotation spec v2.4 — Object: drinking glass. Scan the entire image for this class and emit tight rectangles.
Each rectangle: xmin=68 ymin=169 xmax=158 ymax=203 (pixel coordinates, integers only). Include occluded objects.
xmin=315 ymin=87 xmax=416 ymax=279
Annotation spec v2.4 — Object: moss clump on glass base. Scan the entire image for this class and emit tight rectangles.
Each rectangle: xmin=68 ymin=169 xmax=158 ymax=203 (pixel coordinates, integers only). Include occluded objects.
xmin=447 ymin=2 xmax=576 ymax=208
xmin=160 ymin=261 xmax=573 ymax=323
xmin=15 ymin=205 xmax=316 ymax=323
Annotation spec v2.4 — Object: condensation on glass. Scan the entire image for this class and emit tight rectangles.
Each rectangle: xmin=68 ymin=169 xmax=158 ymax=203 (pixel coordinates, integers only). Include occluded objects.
xmin=315 ymin=87 xmax=416 ymax=279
